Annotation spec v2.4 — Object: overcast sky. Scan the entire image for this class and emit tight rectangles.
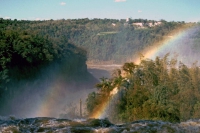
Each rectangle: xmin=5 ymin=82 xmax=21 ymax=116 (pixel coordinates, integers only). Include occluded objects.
xmin=0 ymin=0 xmax=200 ymax=22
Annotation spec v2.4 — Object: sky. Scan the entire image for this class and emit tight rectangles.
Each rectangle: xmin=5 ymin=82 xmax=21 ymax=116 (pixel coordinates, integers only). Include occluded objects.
xmin=0 ymin=0 xmax=200 ymax=22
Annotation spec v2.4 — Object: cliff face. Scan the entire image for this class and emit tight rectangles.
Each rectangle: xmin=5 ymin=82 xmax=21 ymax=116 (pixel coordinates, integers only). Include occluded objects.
xmin=0 ymin=54 xmax=98 ymax=117
xmin=0 ymin=21 xmax=98 ymax=117
xmin=0 ymin=42 xmax=98 ymax=117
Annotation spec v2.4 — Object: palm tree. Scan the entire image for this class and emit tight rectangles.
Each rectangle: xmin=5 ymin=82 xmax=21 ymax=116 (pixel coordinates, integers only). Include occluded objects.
xmin=96 ymin=77 xmax=112 ymax=95
xmin=122 ymin=62 xmax=137 ymax=75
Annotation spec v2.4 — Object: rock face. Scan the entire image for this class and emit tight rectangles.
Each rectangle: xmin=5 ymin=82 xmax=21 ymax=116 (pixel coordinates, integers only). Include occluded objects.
xmin=0 ymin=42 xmax=98 ymax=117
xmin=1 ymin=117 xmax=200 ymax=133
xmin=0 ymin=57 xmax=98 ymax=117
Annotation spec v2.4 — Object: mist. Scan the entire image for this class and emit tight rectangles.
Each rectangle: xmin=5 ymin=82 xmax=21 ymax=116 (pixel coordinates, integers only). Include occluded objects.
xmin=0 ymin=61 xmax=98 ymax=118
xmin=1 ymin=19 xmax=200 ymax=120
xmin=148 ymin=25 xmax=200 ymax=66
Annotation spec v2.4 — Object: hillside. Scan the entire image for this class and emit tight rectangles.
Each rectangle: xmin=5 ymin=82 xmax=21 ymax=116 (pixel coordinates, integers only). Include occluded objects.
xmin=1 ymin=18 xmax=200 ymax=117
xmin=86 ymin=55 xmax=200 ymax=123
xmin=0 ymin=20 xmax=98 ymax=116
xmin=1 ymin=18 xmax=198 ymax=64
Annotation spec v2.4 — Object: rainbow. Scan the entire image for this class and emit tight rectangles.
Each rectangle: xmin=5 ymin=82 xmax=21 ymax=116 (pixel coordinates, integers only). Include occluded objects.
xmin=89 ymin=24 xmax=195 ymax=119
xmin=133 ymin=24 xmax=195 ymax=64
xmin=31 ymin=78 xmax=69 ymax=117
xmin=30 ymin=24 xmax=195 ymax=119
xmin=89 ymin=87 xmax=118 ymax=119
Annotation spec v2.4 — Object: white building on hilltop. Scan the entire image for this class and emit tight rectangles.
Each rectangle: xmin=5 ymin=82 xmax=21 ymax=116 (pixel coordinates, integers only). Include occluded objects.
xmin=133 ymin=21 xmax=162 ymax=28
xmin=133 ymin=22 xmax=143 ymax=27
xmin=126 ymin=18 xmax=129 ymax=22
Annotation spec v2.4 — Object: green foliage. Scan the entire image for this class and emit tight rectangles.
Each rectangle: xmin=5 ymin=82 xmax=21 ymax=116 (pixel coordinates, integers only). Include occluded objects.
xmin=0 ymin=29 xmax=86 ymax=80
xmin=0 ymin=18 xmax=195 ymax=63
xmin=86 ymin=92 xmax=99 ymax=113
xmin=1 ymin=18 xmax=200 ymax=120
xmin=0 ymin=20 xmax=89 ymax=109
xmin=86 ymin=55 xmax=200 ymax=123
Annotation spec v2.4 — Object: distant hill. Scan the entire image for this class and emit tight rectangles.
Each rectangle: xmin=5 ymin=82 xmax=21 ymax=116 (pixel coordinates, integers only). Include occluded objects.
xmin=1 ymin=18 xmax=198 ymax=64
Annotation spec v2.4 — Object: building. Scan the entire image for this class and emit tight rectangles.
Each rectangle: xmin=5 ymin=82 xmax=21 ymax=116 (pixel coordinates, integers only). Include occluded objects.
xmin=132 ymin=22 xmax=143 ymax=27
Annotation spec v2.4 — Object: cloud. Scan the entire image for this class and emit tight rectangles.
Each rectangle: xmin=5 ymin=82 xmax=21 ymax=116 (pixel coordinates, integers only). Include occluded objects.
xmin=138 ymin=10 xmax=142 ymax=13
xmin=4 ymin=16 xmax=11 ymax=19
xmin=35 ymin=18 xmax=41 ymax=21
xmin=114 ymin=0 xmax=126 ymax=2
xmin=34 ymin=18 xmax=50 ymax=21
xmin=60 ymin=2 xmax=66 ymax=5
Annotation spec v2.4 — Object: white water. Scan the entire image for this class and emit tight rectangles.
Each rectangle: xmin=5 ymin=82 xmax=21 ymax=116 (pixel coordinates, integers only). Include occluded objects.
xmin=1 ymin=116 xmax=200 ymax=133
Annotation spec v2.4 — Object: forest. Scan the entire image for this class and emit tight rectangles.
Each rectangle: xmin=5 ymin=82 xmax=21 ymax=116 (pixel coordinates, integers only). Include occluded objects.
xmin=1 ymin=18 xmax=200 ymax=120
xmin=1 ymin=18 xmax=196 ymax=64
xmin=0 ymin=18 xmax=97 ymax=116
xmin=86 ymin=55 xmax=200 ymax=123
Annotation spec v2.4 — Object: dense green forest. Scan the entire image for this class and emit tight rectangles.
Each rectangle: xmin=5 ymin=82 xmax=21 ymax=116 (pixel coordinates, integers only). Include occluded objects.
xmin=1 ymin=18 xmax=200 ymax=118
xmin=0 ymin=18 xmax=196 ymax=64
xmin=0 ymin=19 xmax=97 ymax=116
xmin=86 ymin=55 xmax=200 ymax=123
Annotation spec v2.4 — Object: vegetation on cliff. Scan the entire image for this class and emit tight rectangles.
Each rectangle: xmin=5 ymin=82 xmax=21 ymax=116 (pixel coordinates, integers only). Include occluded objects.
xmin=86 ymin=55 xmax=200 ymax=123
xmin=0 ymin=19 xmax=97 ymax=116
xmin=1 ymin=18 xmax=200 ymax=119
